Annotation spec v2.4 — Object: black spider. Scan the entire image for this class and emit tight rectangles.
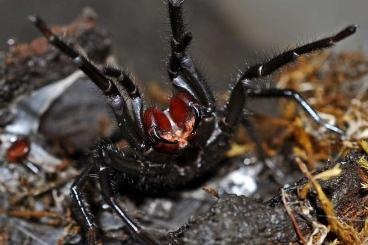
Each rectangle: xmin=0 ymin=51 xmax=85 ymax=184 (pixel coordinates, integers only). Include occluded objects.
xmin=30 ymin=0 xmax=357 ymax=244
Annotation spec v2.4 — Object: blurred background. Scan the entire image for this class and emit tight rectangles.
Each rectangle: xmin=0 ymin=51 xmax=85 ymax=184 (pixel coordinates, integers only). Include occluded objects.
xmin=0 ymin=0 xmax=366 ymax=92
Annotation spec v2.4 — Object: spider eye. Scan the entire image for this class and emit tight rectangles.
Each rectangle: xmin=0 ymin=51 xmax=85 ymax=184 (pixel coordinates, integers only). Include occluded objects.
xmin=170 ymin=92 xmax=195 ymax=127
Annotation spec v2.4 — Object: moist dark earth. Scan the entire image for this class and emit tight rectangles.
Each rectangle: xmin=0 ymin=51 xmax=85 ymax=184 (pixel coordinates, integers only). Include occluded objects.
xmin=168 ymin=151 xmax=368 ymax=244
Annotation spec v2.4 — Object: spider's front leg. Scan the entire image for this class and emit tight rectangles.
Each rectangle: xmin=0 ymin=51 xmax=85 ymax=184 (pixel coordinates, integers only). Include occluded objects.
xmin=167 ymin=0 xmax=216 ymax=114
xmin=225 ymin=25 xmax=357 ymax=133
xmin=239 ymin=25 xmax=357 ymax=80
xmin=31 ymin=15 xmax=159 ymax=244
xmin=103 ymin=66 xmax=146 ymax=139
xmin=30 ymin=16 xmax=148 ymax=150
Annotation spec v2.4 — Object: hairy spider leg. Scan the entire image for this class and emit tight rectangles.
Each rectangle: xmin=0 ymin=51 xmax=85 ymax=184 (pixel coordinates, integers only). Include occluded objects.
xmin=29 ymin=16 xmax=112 ymax=93
xmin=70 ymin=144 xmax=160 ymax=245
xmin=103 ymin=66 xmax=147 ymax=142
xmin=29 ymin=16 xmax=147 ymax=149
xmin=167 ymin=0 xmax=216 ymax=114
xmin=70 ymin=165 xmax=101 ymax=244
xmin=225 ymin=25 xmax=357 ymax=132
xmin=247 ymin=89 xmax=344 ymax=134
xmin=98 ymin=163 xmax=159 ymax=245
xmin=240 ymin=25 xmax=357 ymax=80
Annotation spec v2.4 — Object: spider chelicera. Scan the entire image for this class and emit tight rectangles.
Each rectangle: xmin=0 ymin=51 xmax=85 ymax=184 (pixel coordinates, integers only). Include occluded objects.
xmin=30 ymin=0 xmax=357 ymax=244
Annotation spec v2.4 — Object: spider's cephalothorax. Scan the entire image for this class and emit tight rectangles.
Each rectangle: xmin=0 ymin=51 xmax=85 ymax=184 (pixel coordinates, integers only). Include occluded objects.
xmin=30 ymin=0 xmax=357 ymax=244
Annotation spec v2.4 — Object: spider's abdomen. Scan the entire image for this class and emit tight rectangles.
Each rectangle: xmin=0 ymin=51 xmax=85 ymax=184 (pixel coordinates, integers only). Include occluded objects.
xmin=143 ymin=92 xmax=198 ymax=152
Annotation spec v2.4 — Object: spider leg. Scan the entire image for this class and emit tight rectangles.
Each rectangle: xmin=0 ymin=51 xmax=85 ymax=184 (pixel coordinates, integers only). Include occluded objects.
xmin=247 ymin=88 xmax=344 ymax=135
xmin=29 ymin=15 xmax=114 ymax=94
xmin=225 ymin=25 xmax=356 ymax=131
xmin=70 ymin=165 xmax=101 ymax=245
xmin=167 ymin=0 xmax=216 ymax=114
xmin=30 ymin=16 xmax=147 ymax=149
xmin=225 ymin=82 xmax=247 ymax=126
xmin=240 ymin=25 xmax=357 ymax=80
xmin=225 ymin=83 xmax=343 ymax=135
xmin=97 ymin=162 xmax=159 ymax=244
xmin=103 ymin=66 xmax=146 ymax=139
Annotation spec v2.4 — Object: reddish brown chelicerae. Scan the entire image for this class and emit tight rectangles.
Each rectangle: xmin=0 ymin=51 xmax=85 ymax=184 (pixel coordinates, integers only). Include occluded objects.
xmin=144 ymin=92 xmax=197 ymax=152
